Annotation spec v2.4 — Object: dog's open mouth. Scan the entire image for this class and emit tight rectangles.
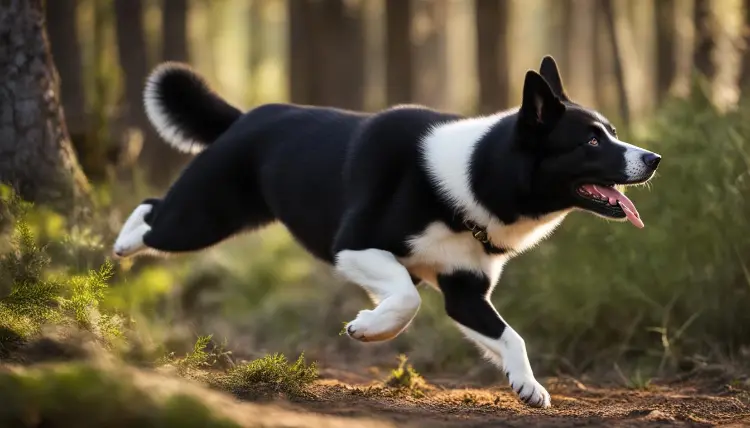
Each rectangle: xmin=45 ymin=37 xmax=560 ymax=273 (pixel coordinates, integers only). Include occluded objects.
xmin=576 ymin=184 xmax=644 ymax=229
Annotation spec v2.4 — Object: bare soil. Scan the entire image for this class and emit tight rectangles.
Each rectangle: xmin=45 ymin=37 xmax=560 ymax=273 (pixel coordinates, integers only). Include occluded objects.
xmin=151 ymin=366 xmax=750 ymax=428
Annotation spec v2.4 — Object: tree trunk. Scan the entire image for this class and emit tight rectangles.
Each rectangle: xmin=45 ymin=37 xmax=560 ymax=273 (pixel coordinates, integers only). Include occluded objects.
xmin=565 ymin=0 xmax=596 ymax=107
xmin=287 ymin=0 xmax=365 ymax=109
xmin=0 ymin=0 xmax=91 ymax=214
xmin=385 ymin=0 xmax=413 ymax=105
xmin=475 ymin=0 xmax=510 ymax=114
xmin=162 ymin=0 xmax=189 ymax=62
xmin=693 ymin=0 xmax=716 ymax=80
xmin=44 ymin=0 xmax=87 ymax=142
xmin=740 ymin=0 xmax=750 ymax=90
xmin=159 ymin=0 xmax=191 ymax=179
xmin=602 ymin=0 xmax=630 ymax=128
xmin=655 ymin=0 xmax=677 ymax=103
xmin=413 ymin=0 xmax=448 ymax=109
xmin=288 ymin=0 xmax=312 ymax=105
xmin=114 ymin=0 xmax=169 ymax=187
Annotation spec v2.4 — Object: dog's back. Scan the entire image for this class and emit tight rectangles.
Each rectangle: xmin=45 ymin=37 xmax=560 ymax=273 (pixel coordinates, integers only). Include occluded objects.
xmin=118 ymin=63 xmax=370 ymax=260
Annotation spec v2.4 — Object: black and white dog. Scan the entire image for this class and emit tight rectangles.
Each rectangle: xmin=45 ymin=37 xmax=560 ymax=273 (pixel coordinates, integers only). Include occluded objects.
xmin=113 ymin=56 xmax=660 ymax=408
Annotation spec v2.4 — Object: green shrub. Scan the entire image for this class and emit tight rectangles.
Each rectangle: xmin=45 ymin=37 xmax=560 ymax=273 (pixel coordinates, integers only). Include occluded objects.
xmin=0 ymin=188 xmax=123 ymax=355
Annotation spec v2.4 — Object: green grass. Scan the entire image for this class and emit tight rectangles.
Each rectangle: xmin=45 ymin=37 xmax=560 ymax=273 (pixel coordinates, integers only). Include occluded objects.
xmin=210 ymin=352 xmax=318 ymax=399
xmin=384 ymin=354 xmax=428 ymax=398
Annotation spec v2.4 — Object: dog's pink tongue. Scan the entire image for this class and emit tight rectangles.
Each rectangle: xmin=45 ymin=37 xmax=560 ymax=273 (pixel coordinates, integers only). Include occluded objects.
xmin=586 ymin=184 xmax=644 ymax=229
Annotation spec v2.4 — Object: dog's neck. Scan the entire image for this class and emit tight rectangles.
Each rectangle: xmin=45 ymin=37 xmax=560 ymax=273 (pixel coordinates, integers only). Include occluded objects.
xmin=421 ymin=113 xmax=507 ymax=228
xmin=420 ymin=112 xmax=569 ymax=253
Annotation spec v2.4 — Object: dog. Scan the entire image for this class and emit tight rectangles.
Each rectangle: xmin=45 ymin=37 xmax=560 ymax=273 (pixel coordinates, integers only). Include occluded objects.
xmin=113 ymin=55 xmax=661 ymax=408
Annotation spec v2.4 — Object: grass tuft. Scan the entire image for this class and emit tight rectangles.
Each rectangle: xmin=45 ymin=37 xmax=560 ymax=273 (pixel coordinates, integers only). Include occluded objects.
xmin=211 ymin=352 xmax=318 ymax=399
xmin=384 ymin=354 xmax=428 ymax=398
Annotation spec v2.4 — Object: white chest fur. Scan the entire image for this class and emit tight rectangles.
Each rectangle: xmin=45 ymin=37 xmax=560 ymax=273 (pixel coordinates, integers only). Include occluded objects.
xmin=399 ymin=211 xmax=568 ymax=288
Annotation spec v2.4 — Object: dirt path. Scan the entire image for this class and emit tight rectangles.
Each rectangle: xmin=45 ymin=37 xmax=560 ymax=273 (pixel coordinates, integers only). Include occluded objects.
xmin=252 ymin=370 xmax=750 ymax=428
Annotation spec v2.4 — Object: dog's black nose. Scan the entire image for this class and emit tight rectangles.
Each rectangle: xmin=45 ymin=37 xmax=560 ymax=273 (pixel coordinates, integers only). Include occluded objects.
xmin=642 ymin=152 xmax=661 ymax=169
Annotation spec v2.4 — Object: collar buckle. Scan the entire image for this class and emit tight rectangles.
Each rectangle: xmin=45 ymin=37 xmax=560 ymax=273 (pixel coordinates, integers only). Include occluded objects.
xmin=463 ymin=219 xmax=490 ymax=244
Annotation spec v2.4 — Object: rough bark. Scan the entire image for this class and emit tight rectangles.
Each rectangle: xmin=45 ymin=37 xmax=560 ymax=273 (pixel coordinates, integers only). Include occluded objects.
xmin=655 ymin=0 xmax=677 ymax=103
xmin=475 ymin=0 xmax=509 ymax=113
xmin=385 ymin=0 xmax=413 ymax=105
xmin=693 ymin=0 xmax=716 ymax=80
xmin=0 ymin=0 xmax=91 ymax=214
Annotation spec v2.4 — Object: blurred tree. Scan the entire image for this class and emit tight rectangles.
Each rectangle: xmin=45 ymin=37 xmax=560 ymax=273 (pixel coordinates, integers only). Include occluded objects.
xmin=249 ymin=0 xmax=265 ymax=104
xmin=0 ymin=0 xmax=91 ymax=214
xmin=475 ymin=0 xmax=509 ymax=113
xmin=114 ymin=0 xmax=172 ymax=187
xmin=602 ymin=0 xmax=630 ymax=127
xmin=656 ymin=0 xmax=677 ymax=103
xmin=159 ymin=0 xmax=191 ymax=177
xmin=740 ymin=0 xmax=750 ymax=90
xmin=565 ymin=0 xmax=596 ymax=107
xmin=288 ymin=0 xmax=365 ymax=109
xmin=693 ymin=0 xmax=716 ymax=80
xmin=163 ymin=0 xmax=188 ymax=62
xmin=385 ymin=0 xmax=413 ymax=105
xmin=45 ymin=0 xmax=88 ymax=149
xmin=413 ymin=0 xmax=448 ymax=109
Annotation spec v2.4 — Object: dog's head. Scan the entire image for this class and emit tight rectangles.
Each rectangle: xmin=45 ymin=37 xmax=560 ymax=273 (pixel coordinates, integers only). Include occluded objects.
xmin=508 ymin=56 xmax=660 ymax=228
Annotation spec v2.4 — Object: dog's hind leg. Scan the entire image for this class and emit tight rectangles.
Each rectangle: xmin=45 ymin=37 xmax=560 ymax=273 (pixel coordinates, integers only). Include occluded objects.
xmin=335 ymin=249 xmax=421 ymax=342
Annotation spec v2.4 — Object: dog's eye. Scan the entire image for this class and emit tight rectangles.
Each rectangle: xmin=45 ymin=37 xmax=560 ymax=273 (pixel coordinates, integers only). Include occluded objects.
xmin=611 ymin=127 xmax=617 ymax=137
xmin=588 ymin=137 xmax=599 ymax=146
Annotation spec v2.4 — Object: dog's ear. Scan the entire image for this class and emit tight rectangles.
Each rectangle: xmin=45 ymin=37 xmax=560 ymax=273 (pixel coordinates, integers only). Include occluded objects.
xmin=519 ymin=70 xmax=565 ymax=132
xmin=539 ymin=55 xmax=570 ymax=103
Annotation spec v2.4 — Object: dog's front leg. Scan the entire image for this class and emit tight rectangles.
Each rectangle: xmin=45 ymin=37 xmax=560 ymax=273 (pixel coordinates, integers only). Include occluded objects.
xmin=335 ymin=249 xmax=421 ymax=342
xmin=438 ymin=270 xmax=551 ymax=408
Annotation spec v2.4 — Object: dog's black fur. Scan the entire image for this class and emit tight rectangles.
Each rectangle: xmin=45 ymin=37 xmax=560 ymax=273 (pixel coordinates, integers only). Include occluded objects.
xmin=114 ymin=56 xmax=661 ymax=408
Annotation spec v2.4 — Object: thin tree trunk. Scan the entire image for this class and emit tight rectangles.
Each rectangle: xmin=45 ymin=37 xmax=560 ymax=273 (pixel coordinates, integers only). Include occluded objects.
xmin=656 ymin=0 xmax=677 ymax=103
xmin=114 ymin=0 xmax=167 ymax=187
xmin=288 ymin=0 xmax=313 ymax=105
xmin=288 ymin=0 xmax=365 ymax=109
xmin=566 ymin=0 xmax=596 ymax=106
xmin=740 ymin=0 xmax=750 ymax=90
xmin=413 ymin=0 xmax=448 ymax=109
xmin=693 ymin=0 xmax=716 ymax=80
xmin=162 ymin=0 xmax=189 ymax=62
xmin=159 ymin=0 xmax=191 ymax=179
xmin=475 ymin=0 xmax=510 ymax=114
xmin=0 ymin=0 xmax=91 ymax=215
xmin=45 ymin=0 xmax=87 ymax=141
xmin=602 ymin=0 xmax=630 ymax=127
xmin=385 ymin=0 xmax=413 ymax=105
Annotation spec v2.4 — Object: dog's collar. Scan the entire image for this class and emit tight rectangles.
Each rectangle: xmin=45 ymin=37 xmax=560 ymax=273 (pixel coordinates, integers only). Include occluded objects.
xmin=462 ymin=219 xmax=507 ymax=254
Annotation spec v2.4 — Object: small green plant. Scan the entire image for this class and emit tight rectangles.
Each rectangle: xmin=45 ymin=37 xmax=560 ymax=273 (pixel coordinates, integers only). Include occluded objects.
xmin=161 ymin=335 xmax=233 ymax=375
xmin=211 ymin=352 xmax=318 ymax=399
xmin=384 ymin=354 xmax=427 ymax=398
xmin=0 ymin=188 xmax=122 ymax=355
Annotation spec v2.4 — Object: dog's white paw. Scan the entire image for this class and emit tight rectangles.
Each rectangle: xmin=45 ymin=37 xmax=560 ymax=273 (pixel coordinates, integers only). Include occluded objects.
xmin=345 ymin=309 xmax=405 ymax=343
xmin=507 ymin=373 xmax=551 ymax=408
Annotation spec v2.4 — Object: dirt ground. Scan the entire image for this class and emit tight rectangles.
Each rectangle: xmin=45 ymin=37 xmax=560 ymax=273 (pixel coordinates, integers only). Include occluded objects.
xmin=147 ymin=366 xmax=750 ymax=428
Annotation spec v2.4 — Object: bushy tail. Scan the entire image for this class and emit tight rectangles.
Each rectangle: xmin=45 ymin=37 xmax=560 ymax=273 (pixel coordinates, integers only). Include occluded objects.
xmin=144 ymin=62 xmax=242 ymax=154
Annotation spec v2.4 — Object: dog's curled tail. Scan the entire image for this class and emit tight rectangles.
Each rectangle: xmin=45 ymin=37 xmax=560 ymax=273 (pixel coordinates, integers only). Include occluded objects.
xmin=144 ymin=62 xmax=242 ymax=154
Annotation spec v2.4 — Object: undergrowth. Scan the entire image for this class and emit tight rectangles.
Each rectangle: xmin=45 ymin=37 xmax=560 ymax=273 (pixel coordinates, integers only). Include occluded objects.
xmin=0 ymin=187 xmax=123 ymax=356
xmin=383 ymin=354 xmax=428 ymax=398
xmin=210 ymin=352 xmax=318 ymax=399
